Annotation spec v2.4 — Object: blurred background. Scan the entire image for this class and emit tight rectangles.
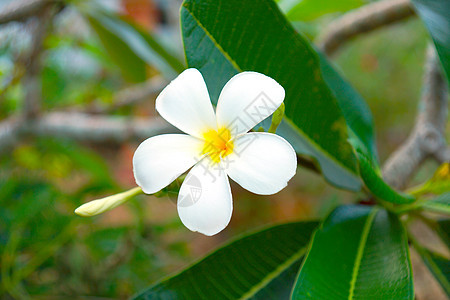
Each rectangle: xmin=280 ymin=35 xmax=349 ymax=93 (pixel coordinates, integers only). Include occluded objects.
xmin=0 ymin=0 xmax=446 ymax=298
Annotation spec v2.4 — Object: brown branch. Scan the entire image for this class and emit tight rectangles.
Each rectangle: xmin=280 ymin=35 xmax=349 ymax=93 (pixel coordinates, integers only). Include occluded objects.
xmin=435 ymin=146 xmax=450 ymax=164
xmin=0 ymin=112 xmax=325 ymax=174
xmin=382 ymin=45 xmax=449 ymax=189
xmin=29 ymin=112 xmax=178 ymax=142
xmin=317 ymin=0 xmax=415 ymax=56
xmin=0 ymin=112 xmax=178 ymax=152
xmin=0 ymin=0 xmax=55 ymax=25
xmin=22 ymin=6 xmax=55 ymax=120
xmin=86 ymin=76 xmax=167 ymax=114
xmin=0 ymin=117 xmax=23 ymax=153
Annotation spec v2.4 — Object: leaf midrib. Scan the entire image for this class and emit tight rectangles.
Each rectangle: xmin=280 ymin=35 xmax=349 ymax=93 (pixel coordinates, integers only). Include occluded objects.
xmin=239 ymin=247 xmax=307 ymax=299
xmin=348 ymin=208 xmax=378 ymax=299
xmin=181 ymin=4 xmax=357 ymax=178
xmin=182 ymin=4 xmax=242 ymax=72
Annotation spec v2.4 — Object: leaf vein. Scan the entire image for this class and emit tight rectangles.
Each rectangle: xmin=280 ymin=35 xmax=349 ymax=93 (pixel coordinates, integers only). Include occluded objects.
xmin=348 ymin=208 xmax=379 ymax=299
xmin=239 ymin=247 xmax=307 ymax=299
xmin=182 ymin=5 xmax=242 ymax=72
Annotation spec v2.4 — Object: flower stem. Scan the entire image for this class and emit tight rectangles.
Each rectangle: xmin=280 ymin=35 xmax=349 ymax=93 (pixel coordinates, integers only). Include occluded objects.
xmin=268 ymin=102 xmax=285 ymax=133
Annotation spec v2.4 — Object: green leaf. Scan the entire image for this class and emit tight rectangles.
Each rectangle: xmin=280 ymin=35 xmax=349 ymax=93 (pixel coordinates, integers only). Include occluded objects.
xmin=409 ymin=220 xmax=450 ymax=297
xmin=318 ymin=53 xmax=378 ymax=160
xmin=132 ymin=222 xmax=318 ymax=299
xmin=350 ymin=139 xmax=415 ymax=204
xmin=437 ymin=219 xmax=450 ymax=248
xmin=35 ymin=138 xmax=115 ymax=187
xmin=423 ymin=192 xmax=450 ymax=215
xmin=181 ymin=0 xmax=378 ymax=191
xmin=412 ymin=0 xmax=450 ymax=85
xmin=292 ymin=205 xmax=414 ymax=300
xmin=413 ymin=241 xmax=450 ymax=297
xmin=84 ymin=11 xmax=184 ymax=82
xmin=86 ymin=13 xmax=145 ymax=82
xmin=285 ymin=0 xmax=365 ymax=21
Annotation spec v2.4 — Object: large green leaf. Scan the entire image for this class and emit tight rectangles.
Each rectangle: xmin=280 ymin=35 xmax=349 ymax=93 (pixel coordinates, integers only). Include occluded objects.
xmin=84 ymin=11 xmax=184 ymax=82
xmin=319 ymin=53 xmax=378 ymax=160
xmin=412 ymin=0 xmax=450 ymax=85
xmin=132 ymin=222 xmax=318 ymax=299
xmin=423 ymin=192 xmax=450 ymax=215
xmin=181 ymin=0 xmax=377 ymax=191
xmin=292 ymin=205 xmax=414 ymax=299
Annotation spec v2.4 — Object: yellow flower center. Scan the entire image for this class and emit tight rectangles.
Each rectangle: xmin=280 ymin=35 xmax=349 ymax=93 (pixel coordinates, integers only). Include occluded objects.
xmin=202 ymin=128 xmax=234 ymax=163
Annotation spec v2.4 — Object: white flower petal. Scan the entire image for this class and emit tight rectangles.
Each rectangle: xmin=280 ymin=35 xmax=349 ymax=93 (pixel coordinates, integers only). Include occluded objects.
xmin=177 ymin=158 xmax=232 ymax=236
xmin=216 ymin=72 xmax=285 ymax=136
xmin=133 ymin=134 xmax=204 ymax=194
xmin=224 ymin=132 xmax=297 ymax=195
xmin=156 ymin=68 xmax=217 ymax=138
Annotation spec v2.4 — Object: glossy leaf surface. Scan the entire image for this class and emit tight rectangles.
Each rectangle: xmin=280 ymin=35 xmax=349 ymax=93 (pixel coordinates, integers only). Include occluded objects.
xmin=181 ymin=0 xmax=377 ymax=191
xmin=292 ymin=205 xmax=414 ymax=299
xmin=133 ymin=222 xmax=318 ymax=299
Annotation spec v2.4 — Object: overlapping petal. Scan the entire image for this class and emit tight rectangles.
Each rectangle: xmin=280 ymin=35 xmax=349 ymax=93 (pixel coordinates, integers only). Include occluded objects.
xmin=132 ymin=69 xmax=295 ymax=236
xmin=177 ymin=158 xmax=233 ymax=236
xmin=156 ymin=68 xmax=217 ymax=138
xmin=216 ymin=72 xmax=285 ymax=137
xmin=133 ymin=134 xmax=204 ymax=194
xmin=224 ymin=132 xmax=297 ymax=195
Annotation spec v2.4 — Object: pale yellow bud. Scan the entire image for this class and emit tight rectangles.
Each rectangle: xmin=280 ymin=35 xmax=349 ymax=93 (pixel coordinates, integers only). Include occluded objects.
xmin=75 ymin=187 xmax=143 ymax=217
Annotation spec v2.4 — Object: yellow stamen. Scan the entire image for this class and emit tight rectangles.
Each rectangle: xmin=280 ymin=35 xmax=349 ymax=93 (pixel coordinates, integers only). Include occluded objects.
xmin=202 ymin=128 xmax=234 ymax=163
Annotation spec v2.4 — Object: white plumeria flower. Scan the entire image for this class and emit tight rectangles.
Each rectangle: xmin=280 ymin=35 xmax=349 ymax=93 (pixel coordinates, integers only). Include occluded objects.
xmin=133 ymin=68 xmax=297 ymax=236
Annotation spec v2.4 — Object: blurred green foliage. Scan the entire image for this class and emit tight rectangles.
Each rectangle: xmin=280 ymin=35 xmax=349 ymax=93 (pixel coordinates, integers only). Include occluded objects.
xmin=0 ymin=138 xmax=190 ymax=298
